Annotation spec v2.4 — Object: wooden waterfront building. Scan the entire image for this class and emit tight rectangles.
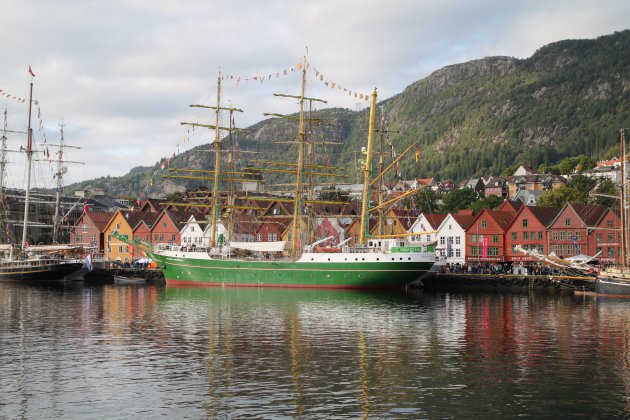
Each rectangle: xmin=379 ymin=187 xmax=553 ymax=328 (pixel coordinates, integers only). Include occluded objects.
xmin=465 ymin=209 xmax=514 ymax=264
xmin=547 ymin=203 xmax=606 ymax=260
xmin=504 ymin=206 xmax=560 ymax=263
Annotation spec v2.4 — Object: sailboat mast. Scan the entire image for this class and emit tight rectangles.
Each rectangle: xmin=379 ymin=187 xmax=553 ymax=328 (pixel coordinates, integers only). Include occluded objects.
xmin=21 ymin=78 xmax=34 ymax=250
xmin=210 ymin=73 xmax=222 ymax=248
xmin=290 ymin=58 xmax=307 ymax=258
xmin=52 ymin=122 xmax=64 ymax=243
xmin=0 ymin=109 xmax=7 ymax=243
xmin=359 ymin=88 xmax=377 ymax=245
xmin=621 ymin=128 xmax=628 ymax=268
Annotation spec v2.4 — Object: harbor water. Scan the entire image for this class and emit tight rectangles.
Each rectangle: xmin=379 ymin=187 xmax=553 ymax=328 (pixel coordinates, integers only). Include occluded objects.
xmin=1 ymin=281 xmax=630 ymax=418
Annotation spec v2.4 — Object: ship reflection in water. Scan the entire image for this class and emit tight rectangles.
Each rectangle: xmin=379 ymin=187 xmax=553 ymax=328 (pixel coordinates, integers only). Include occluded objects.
xmin=0 ymin=282 xmax=630 ymax=418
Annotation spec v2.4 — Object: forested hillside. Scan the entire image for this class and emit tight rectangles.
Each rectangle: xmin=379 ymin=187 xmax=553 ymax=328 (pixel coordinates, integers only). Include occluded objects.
xmin=67 ymin=30 xmax=630 ymax=198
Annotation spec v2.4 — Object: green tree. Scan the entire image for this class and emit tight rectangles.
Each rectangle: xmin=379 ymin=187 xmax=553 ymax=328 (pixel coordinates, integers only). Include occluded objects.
xmin=470 ymin=194 xmax=504 ymax=213
xmin=442 ymin=188 xmax=478 ymax=213
xmin=413 ymin=188 xmax=440 ymax=213
xmin=537 ymin=185 xmax=579 ymax=207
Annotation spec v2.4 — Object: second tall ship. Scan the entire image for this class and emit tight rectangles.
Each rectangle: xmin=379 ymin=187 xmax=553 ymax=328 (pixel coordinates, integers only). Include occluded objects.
xmin=140 ymin=60 xmax=438 ymax=288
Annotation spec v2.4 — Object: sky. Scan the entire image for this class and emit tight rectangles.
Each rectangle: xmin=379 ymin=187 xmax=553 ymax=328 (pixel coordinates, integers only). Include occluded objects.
xmin=0 ymin=0 xmax=628 ymax=190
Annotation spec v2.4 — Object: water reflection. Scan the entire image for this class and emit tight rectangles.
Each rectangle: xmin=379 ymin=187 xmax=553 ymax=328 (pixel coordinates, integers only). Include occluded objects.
xmin=1 ymin=282 xmax=630 ymax=417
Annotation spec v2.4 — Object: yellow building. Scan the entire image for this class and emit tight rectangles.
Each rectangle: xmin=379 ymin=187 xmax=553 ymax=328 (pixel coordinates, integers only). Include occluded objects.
xmin=102 ymin=210 xmax=136 ymax=264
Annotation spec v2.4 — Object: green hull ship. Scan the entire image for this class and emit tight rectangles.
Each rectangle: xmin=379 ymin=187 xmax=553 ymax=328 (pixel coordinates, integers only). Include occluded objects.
xmin=146 ymin=241 xmax=437 ymax=289
xmin=147 ymin=241 xmax=435 ymax=289
xmin=138 ymin=60 xmax=439 ymax=289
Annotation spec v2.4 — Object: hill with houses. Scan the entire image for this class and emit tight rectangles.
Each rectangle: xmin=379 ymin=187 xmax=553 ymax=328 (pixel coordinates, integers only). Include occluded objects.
xmin=65 ymin=30 xmax=630 ymax=199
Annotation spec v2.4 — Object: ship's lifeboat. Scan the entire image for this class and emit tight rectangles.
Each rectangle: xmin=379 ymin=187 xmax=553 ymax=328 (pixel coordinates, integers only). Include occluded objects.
xmin=314 ymin=245 xmax=342 ymax=253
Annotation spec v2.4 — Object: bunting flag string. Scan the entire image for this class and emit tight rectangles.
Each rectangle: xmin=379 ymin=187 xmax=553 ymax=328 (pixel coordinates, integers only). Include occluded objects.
xmin=0 ymin=87 xmax=28 ymax=103
xmin=220 ymin=59 xmax=370 ymax=101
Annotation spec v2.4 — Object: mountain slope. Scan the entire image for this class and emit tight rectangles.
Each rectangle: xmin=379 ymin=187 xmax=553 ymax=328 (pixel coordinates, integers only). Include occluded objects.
xmin=67 ymin=30 xmax=630 ymax=198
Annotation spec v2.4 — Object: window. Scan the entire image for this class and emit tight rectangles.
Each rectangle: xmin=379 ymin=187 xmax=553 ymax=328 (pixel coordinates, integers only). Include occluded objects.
xmin=154 ymin=234 xmax=159 ymax=242
xmin=440 ymin=237 xmax=445 ymax=245
xmin=608 ymin=247 xmax=615 ymax=257
xmin=272 ymin=233 xmax=278 ymax=241
xmin=119 ymin=245 xmax=123 ymax=252
xmin=481 ymin=221 xmax=487 ymax=228
xmin=575 ymin=231 xmax=581 ymax=240
xmin=511 ymin=232 xmax=517 ymax=241
xmin=538 ymin=231 xmax=543 ymax=240
xmin=455 ymin=249 xmax=461 ymax=257
xmin=560 ymin=231 xmax=566 ymax=240
xmin=267 ymin=233 xmax=272 ymax=241
xmin=565 ymin=218 xmax=571 ymax=227
xmin=455 ymin=237 xmax=461 ymax=245
xmin=552 ymin=231 xmax=558 ymax=240
xmin=256 ymin=233 xmax=262 ymax=242
xmin=471 ymin=246 xmax=477 ymax=256
xmin=488 ymin=247 xmax=499 ymax=256
xmin=82 ymin=223 xmax=89 ymax=231
xmin=596 ymin=233 xmax=602 ymax=243
xmin=523 ymin=232 xmax=529 ymax=240
xmin=492 ymin=234 xmax=498 ymax=244
xmin=607 ymin=233 xmax=614 ymax=243
xmin=522 ymin=219 xmax=528 ymax=227
xmin=607 ymin=220 xmax=613 ymax=228
xmin=172 ymin=234 xmax=176 ymax=241
xmin=163 ymin=222 xmax=167 ymax=228
xmin=191 ymin=226 xmax=195 ymax=232
xmin=471 ymin=234 xmax=477 ymax=243
xmin=116 ymin=223 xmax=120 ymax=230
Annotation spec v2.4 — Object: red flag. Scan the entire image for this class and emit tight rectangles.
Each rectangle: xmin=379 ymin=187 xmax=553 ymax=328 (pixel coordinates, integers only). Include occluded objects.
xmin=28 ymin=66 xmax=36 ymax=77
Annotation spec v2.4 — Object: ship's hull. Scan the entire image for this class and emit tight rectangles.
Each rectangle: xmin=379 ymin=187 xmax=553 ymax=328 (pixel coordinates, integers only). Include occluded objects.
xmin=595 ymin=275 xmax=630 ymax=296
xmin=146 ymin=250 xmax=435 ymax=289
xmin=0 ymin=261 xmax=84 ymax=281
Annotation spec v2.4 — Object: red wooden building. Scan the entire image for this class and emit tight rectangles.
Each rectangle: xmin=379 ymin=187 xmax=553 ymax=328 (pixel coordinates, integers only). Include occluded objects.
xmin=465 ymin=209 xmax=514 ymax=263
xmin=504 ymin=206 xmax=560 ymax=262
xmin=69 ymin=211 xmax=114 ymax=253
xmin=547 ymin=203 xmax=606 ymax=259
xmin=588 ymin=207 xmax=620 ymax=264
xmin=151 ymin=209 xmax=187 ymax=245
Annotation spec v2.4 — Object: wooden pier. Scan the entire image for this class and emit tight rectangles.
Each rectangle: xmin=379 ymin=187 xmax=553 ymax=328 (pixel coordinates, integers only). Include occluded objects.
xmin=420 ymin=273 xmax=595 ymax=293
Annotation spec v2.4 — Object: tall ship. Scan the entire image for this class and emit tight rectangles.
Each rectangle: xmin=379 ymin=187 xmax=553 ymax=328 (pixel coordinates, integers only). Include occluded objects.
xmin=596 ymin=129 xmax=630 ymax=295
xmin=0 ymin=70 xmax=83 ymax=280
xmin=140 ymin=59 xmax=438 ymax=288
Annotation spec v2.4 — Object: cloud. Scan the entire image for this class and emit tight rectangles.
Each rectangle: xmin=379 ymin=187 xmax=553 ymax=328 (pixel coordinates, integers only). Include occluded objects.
xmin=0 ymin=0 xmax=627 ymax=188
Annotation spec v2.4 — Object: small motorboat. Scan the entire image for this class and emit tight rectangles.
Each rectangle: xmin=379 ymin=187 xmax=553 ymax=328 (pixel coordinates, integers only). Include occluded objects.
xmin=114 ymin=275 xmax=146 ymax=285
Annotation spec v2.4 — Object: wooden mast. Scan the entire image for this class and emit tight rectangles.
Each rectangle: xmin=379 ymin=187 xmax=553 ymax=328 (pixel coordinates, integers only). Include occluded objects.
xmin=180 ymin=72 xmax=243 ymax=249
xmin=621 ymin=128 xmax=628 ymax=268
xmin=211 ymin=73 xmax=222 ymax=248
xmin=21 ymin=75 xmax=34 ymax=250
xmin=359 ymin=88 xmax=377 ymax=245
xmin=290 ymin=57 xmax=307 ymax=258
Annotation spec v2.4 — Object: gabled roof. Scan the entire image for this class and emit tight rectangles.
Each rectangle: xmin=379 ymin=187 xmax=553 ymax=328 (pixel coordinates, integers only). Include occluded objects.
xmin=571 ymin=203 xmax=607 ymax=226
xmin=389 ymin=208 xmax=419 ymax=231
xmin=423 ymin=213 xmax=448 ymax=230
xmin=451 ymin=214 xmax=477 ymax=230
xmin=506 ymin=205 xmax=561 ymax=231
xmin=474 ymin=209 xmax=515 ymax=231
xmin=526 ymin=206 xmax=561 ymax=227
xmin=498 ymin=200 xmax=523 ymax=212
xmin=84 ymin=211 xmax=115 ymax=232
